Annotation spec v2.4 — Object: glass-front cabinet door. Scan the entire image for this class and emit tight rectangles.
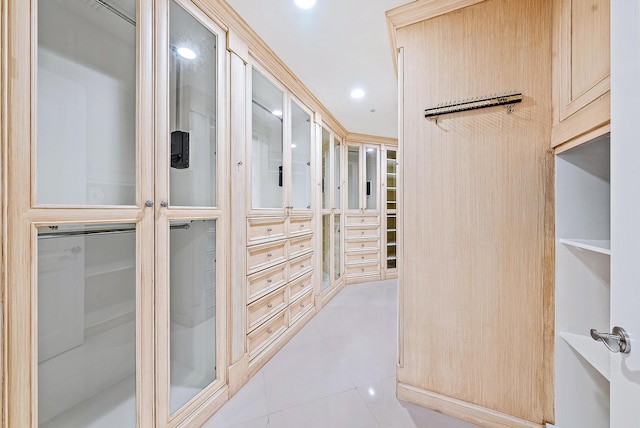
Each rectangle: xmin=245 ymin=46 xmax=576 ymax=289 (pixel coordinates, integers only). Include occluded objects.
xmin=320 ymin=126 xmax=343 ymax=293
xmin=346 ymin=144 xmax=380 ymax=212
xmin=6 ymin=1 xmax=228 ymax=426
xmin=250 ymin=67 xmax=313 ymax=213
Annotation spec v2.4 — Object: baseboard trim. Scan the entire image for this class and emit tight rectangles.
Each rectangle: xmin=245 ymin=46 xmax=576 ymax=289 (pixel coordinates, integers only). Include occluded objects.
xmin=227 ymin=353 xmax=249 ymax=397
xmin=397 ymin=383 xmax=544 ymax=428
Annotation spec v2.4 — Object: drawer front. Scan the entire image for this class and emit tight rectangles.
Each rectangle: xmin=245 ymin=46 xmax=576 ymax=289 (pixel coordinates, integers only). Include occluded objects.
xmin=346 ymin=263 xmax=380 ymax=277
xmin=289 ymin=291 xmax=313 ymax=324
xmin=247 ymin=287 xmax=288 ymax=331
xmin=346 ymin=215 xmax=379 ymax=226
xmin=289 ymin=216 xmax=313 ymax=237
xmin=289 ymin=234 xmax=313 ymax=259
xmin=247 ymin=217 xmax=287 ymax=244
xmin=345 ymin=239 xmax=379 ymax=251
xmin=346 ymin=251 xmax=380 ymax=264
xmin=247 ymin=309 xmax=287 ymax=359
xmin=346 ymin=226 xmax=380 ymax=239
xmin=247 ymin=240 xmax=287 ymax=274
xmin=247 ymin=263 xmax=288 ymax=303
xmin=289 ymin=253 xmax=313 ymax=279
xmin=288 ymin=271 xmax=313 ymax=302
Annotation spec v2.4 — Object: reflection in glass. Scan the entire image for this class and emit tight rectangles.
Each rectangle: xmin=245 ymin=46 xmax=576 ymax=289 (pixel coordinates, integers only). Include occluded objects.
xmin=170 ymin=219 xmax=217 ymax=413
xmin=37 ymin=0 xmax=136 ymax=205
xmin=38 ymin=224 xmax=136 ymax=427
xmin=334 ymin=139 xmax=341 ymax=210
xmin=366 ymin=147 xmax=378 ymax=210
xmin=169 ymin=1 xmax=218 ymax=207
xmin=252 ymin=69 xmax=284 ymax=209
xmin=334 ymin=214 xmax=341 ymax=281
xmin=348 ymin=146 xmax=360 ymax=210
xmin=322 ymin=215 xmax=331 ymax=290
xmin=291 ymin=102 xmax=312 ymax=209
xmin=322 ymin=128 xmax=331 ymax=209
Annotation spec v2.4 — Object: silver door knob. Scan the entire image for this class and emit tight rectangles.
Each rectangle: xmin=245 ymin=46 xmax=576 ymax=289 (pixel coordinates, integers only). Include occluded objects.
xmin=590 ymin=326 xmax=631 ymax=354
xmin=160 ymin=201 xmax=168 ymax=207
xmin=145 ymin=200 xmax=154 ymax=207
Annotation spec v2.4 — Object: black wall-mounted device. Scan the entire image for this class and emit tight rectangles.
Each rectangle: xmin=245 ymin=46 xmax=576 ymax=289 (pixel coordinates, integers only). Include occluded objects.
xmin=366 ymin=181 xmax=371 ymax=196
xmin=171 ymin=130 xmax=190 ymax=169
xmin=279 ymin=165 xmax=283 ymax=187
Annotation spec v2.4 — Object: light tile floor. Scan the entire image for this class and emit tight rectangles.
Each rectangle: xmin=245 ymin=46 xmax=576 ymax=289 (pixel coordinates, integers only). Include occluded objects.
xmin=205 ymin=279 xmax=478 ymax=428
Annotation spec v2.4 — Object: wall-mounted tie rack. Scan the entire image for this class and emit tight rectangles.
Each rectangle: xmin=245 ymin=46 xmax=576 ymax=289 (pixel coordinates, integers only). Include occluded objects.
xmin=425 ymin=92 xmax=522 ymax=120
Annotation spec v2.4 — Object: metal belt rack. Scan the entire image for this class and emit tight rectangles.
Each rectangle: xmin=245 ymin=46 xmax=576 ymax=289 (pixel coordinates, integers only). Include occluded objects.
xmin=424 ymin=92 xmax=522 ymax=120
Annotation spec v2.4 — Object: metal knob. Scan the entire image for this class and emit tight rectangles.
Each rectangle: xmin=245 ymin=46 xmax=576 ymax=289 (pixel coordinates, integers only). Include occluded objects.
xmin=267 ymin=279 xmax=272 ymax=283
xmin=160 ymin=201 xmax=168 ymax=207
xmin=267 ymin=253 xmax=272 ymax=257
xmin=267 ymin=328 xmax=273 ymax=334
xmin=145 ymin=200 xmax=154 ymax=207
xmin=267 ymin=303 xmax=273 ymax=308
xmin=590 ymin=326 xmax=631 ymax=354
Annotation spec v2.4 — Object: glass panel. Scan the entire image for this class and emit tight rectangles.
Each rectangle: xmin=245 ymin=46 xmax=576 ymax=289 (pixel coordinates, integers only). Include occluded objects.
xmin=291 ymin=102 xmax=312 ymax=209
xmin=334 ymin=138 xmax=341 ymax=210
xmin=170 ymin=219 xmax=217 ymax=413
xmin=365 ymin=147 xmax=378 ymax=210
xmin=252 ymin=69 xmax=284 ymax=209
xmin=38 ymin=224 xmax=136 ymax=426
xmin=387 ymin=215 xmax=397 ymax=269
xmin=347 ymin=146 xmax=360 ymax=210
xmin=322 ymin=214 xmax=331 ymax=291
xmin=387 ymin=150 xmax=397 ymax=211
xmin=37 ymin=0 xmax=136 ymax=205
xmin=169 ymin=1 xmax=218 ymax=207
xmin=334 ymin=214 xmax=341 ymax=281
xmin=321 ymin=128 xmax=331 ymax=209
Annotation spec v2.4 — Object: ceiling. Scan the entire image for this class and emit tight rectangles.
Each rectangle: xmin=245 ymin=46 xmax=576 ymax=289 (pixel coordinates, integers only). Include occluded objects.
xmin=224 ymin=0 xmax=410 ymax=139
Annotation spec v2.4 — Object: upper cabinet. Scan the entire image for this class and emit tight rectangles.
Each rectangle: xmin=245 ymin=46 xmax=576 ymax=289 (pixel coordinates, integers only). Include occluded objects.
xmin=552 ymin=0 xmax=610 ymax=147
xmin=250 ymin=67 xmax=313 ymax=213
xmin=346 ymin=144 xmax=379 ymax=212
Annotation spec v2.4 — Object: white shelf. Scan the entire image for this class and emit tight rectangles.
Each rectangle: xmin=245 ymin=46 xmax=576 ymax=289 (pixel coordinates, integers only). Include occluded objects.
xmin=560 ymin=331 xmax=610 ymax=381
xmin=387 ymin=242 xmax=397 ymax=246
xmin=386 ymin=172 xmax=397 ymax=176
xmin=559 ymin=239 xmax=610 ymax=255
xmin=85 ymin=260 xmax=136 ymax=277
xmin=387 ymin=256 xmax=397 ymax=261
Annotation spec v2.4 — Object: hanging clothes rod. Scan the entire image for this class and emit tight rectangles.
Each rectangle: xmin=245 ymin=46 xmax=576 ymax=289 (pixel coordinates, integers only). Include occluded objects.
xmin=94 ymin=0 xmax=136 ymax=27
xmin=425 ymin=92 xmax=522 ymax=119
xmin=38 ymin=223 xmax=191 ymax=239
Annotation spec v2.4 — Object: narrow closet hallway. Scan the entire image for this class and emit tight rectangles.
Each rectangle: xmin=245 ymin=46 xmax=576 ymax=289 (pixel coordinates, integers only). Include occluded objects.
xmin=205 ymin=280 xmax=477 ymax=428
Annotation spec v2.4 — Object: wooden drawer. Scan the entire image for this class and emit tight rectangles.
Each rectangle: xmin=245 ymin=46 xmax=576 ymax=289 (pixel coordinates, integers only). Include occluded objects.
xmin=247 ymin=262 xmax=288 ymax=303
xmin=247 ymin=217 xmax=287 ymax=244
xmin=247 ymin=240 xmax=287 ymax=274
xmin=346 ymin=215 xmax=379 ymax=226
xmin=288 ymin=271 xmax=313 ymax=302
xmin=247 ymin=287 xmax=288 ymax=331
xmin=346 ymin=263 xmax=380 ymax=277
xmin=289 ymin=291 xmax=313 ymax=325
xmin=346 ymin=250 xmax=380 ymax=264
xmin=289 ymin=253 xmax=313 ymax=279
xmin=289 ymin=234 xmax=313 ymax=259
xmin=289 ymin=215 xmax=313 ymax=237
xmin=346 ymin=226 xmax=380 ymax=239
xmin=345 ymin=239 xmax=379 ymax=251
xmin=247 ymin=309 xmax=287 ymax=359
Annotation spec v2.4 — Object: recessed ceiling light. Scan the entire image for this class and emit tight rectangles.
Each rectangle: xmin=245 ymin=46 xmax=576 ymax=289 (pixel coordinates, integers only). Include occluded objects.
xmin=351 ymin=88 xmax=365 ymax=99
xmin=294 ymin=0 xmax=316 ymax=9
xmin=177 ymin=47 xmax=197 ymax=60
xmin=272 ymin=109 xmax=283 ymax=117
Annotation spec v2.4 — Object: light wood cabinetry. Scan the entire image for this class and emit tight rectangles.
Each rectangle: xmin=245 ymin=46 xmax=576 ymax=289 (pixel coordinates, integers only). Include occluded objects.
xmin=383 ymin=147 xmax=398 ymax=278
xmin=244 ymin=216 xmax=315 ymax=364
xmin=389 ymin=0 xmax=552 ymax=426
xmin=552 ymin=0 xmax=610 ymax=147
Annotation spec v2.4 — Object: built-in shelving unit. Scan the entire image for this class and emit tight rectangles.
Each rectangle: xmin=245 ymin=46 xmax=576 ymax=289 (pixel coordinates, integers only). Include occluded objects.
xmin=555 ymin=134 xmax=610 ymax=428
xmin=384 ymin=148 xmax=398 ymax=275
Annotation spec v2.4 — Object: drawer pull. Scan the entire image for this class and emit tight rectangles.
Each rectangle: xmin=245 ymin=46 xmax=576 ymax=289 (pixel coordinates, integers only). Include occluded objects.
xmin=301 ymin=264 xmax=305 ymax=268
xmin=362 ymin=243 xmax=365 ymax=247
xmin=267 ymin=228 xmax=273 ymax=233
xmin=267 ymin=279 xmax=273 ymax=283
xmin=267 ymin=303 xmax=273 ymax=308
xmin=361 ymin=256 xmax=365 ymax=260
xmin=361 ymin=231 xmax=365 ymax=235
xmin=267 ymin=253 xmax=272 ymax=257
xmin=361 ymin=268 xmax=365 ymax=272
xmin=300 ymin=283 xmax=305 ymax=288
xmin=300 ymin=224 xmax=305 ymax=229
xmin=267 ymin=328 xmax=273 ymax=334
xmin=300 ymin=244 xmax=304 ymax=249
xmin=361 ymin=219 xmax=365 ymax=222
xmin=300 ymin=303 xmax=305 ymax=308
